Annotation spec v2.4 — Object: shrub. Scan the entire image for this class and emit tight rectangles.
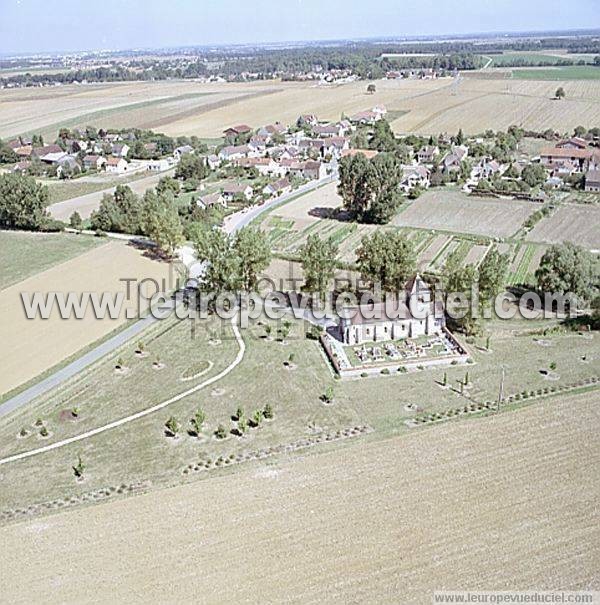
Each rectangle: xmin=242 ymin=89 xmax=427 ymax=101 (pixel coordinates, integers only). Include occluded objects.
xmin=40 ymin=426 xmax=49 ymax=437
xmin=398 ymin=366 xmax=407 ymax=373
xmin=190 ymin=409 xmax=205 ymax=436
xmin=72 ymin=455 xmax=85 ymax=479
xmin=263 ymin=403 xmax=274 ymax=419
xmin=214 ymin=424 xmax=227 ymax=439
xmin=165 ymin=416 xmax=180 ymax=437
xmin=381 ymin=368 xmax=390 ymax=375
xmin=235 ymin=406 xmax=244 ymax=421
xmin=549 ymin=361 xmax=557 ymax=371
xmin=360 ymin=372 xmax=368 ymax=378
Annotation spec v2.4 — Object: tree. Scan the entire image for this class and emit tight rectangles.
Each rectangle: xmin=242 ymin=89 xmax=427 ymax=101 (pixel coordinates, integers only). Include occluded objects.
xmin=69 ymin=211 xmax=83 ymax=232
xmin=367 ymin=83 xmax=376 ymax=94
xmin=156 ymin=176 xmax=180 ymax=197
xmin=301 ymin=234 xmax=338 ymax=299
xmin=192 ymin=228 xmax=240 ymax=292
xmin=0 ymin=139 xmax=18 ymax=164
xmin=175 ymin=153 xmax=208 ymax=181
xmin=445 ymin=264 xmax=480 ymax=335
xmin=478 ymin=248 xmax=510 ymax=305
xmin=90 ymin=185 xmax=144 ymax=235
xmin=252 ymin=410 xmax=263 ymax=427
xmin=165 ymin=416 xmax=180 ymax=437
xmin=520 ymin=163 xmax=547 ymax=188
xmin=72 ymin=455 xmax=85 ymax=479
xmin=214 ymin=424 xmax=227 ymax=439
xmin=142 ymin=190 xmax=184 ymax=257
xmin=263 ymin=403 xmax=274 ymax=419
xmin=323 ymin=385 xmax=335 ymax=404
xmin=536 ymin=242 xmax=598 ymax=304
xmin=356 ymin=231 xmax=416 ymax=293
xmin=0 ymin=173 xmax=49 ymax=230
xmin=338 ymin=152 xmax=402 ymax=223
xmin=555 ymin=87 xmax=566 ymax=100
xmin=190 ymin=408 xmax=205 ymax=436
xmin=232 ymin=228 xmax=271 ymax=292
xmin=369 ymin=119 xmax=396 ymax=152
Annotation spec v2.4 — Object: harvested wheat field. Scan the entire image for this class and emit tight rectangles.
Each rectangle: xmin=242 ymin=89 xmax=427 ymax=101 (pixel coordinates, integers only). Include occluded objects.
xmin=393 ymin=189 xmax=535 ymax=238
xmin=526 ymin=204 xmax=600 ymax=250
xmin=0 ymin=239 xmax=177 ymax=396
xmin=272 ymin=181 xmax=343 ymax=228
xmin=1 ymin=392 xmax=599 ymax=603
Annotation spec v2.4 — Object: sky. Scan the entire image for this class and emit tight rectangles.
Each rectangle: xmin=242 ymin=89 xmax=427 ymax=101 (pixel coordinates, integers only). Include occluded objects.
xmin=1 ymin=0 xmax=599 ymax=55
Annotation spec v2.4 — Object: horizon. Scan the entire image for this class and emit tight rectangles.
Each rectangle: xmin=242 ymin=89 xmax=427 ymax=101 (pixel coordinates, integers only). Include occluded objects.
xmin=1 ymin=0 xmax=599 ymax=56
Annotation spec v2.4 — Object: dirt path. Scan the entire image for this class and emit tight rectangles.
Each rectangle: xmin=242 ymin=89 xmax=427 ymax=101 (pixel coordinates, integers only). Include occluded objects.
xmin=0 ymin=317 xmax=245 ymax=467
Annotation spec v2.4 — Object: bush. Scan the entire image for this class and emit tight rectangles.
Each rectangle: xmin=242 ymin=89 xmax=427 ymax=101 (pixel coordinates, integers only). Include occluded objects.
xmin=398 ymin=366 xmax=407 ymax=373
xmin=263 ymin=403 xmax=274 ymax=419
xmin=360 ymin=372 xmax=368 ymax=378
xmin=214 ymin=424 xmax=227 ymax=439
xmin=381 ymin=368 xmax=390 ymax=375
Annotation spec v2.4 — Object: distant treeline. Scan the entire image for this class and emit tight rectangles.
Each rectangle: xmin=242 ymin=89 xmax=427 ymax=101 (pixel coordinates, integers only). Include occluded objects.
xmin=2 ymin=36 xmax=600 ymax=87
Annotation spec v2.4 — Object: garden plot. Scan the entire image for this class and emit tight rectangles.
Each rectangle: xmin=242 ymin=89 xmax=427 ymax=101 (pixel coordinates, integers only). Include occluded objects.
xmin=392 ymin=189 xmax=535 ymax=238
xmin=463 ymin=243 xmax=491 ymax=267
xmin=417 ymin=234 xmax=453 ymax=270
xmin=525 ymin=204 xmax=600 ymax=250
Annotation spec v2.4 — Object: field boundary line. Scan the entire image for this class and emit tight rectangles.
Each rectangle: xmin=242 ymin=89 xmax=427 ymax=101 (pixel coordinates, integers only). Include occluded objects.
xmin=0 ymin=317 xmax=246 ymax=466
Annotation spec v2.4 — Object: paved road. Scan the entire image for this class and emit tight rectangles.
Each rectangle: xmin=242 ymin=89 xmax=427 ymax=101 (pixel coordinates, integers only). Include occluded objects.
xmin=48 ymin=169 xmax=175 ymax=221
xmin=0 ymin=173 xmax=336 ymax=418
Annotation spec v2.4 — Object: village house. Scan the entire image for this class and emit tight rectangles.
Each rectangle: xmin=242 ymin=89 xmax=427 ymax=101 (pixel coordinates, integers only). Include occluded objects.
xmin=349 ymin=109 xmax=382 ymax=125
xmin=555 ymin=137 xmax=588 ymax=150
xmin=400 ymin=165 xmax=430 ymax=192
xmin=222 ymin=183 xmax=253 ymax=202
xmin=297 ymin=114 xmax=319 ymax=127
xmin=39 ymin=150 xmax=68 ymax=165
xmin=197 ymin=192 xmax=227 ymax=210
xmin=322 ymin=137 xmax=350 ymax=159
xmin=105 ymin=157 xmax=129 ymax=174
xmin=540 ymin=146 xmax=593 ymax=172
xmin=173 ymin=145 xmax=194 ymax=161
xmin=218 ymin=144 xmax=253 ymax=161
xmin=312 ymin=123 xmax=345 ymax=138
xmin=338 ymin=275 xmax=445 ymax=345
xmin=257 ymin=123 xmax=286 ymax=138
xmin=56 ymin=156 xmax=80 ymax=177
xmin=147 ymin=158 xmax=172 ymax=172
xmin=417 ymin=145 xmax=439 ymax=164
xmin=206 ymin=154 xmax=221 ymax=170
xmin=234 ymin=157 xmax=285 ymax=177
xmin=223 ymin=124 xmax=252 ymax=139
xmin=83 ymin=155 xmax=107 ymax=171
xmin=111 ymin=143 xmax=130 ymax=158
xmin=12 ymin=160 xmax=31 ymax=173
xmin=585 ymin=169 xmax=600 ymax=192
xmin=263 ymin=177 xmax=292 ymax=197
xmin=471 ymin=158 xmax=503 ymax=181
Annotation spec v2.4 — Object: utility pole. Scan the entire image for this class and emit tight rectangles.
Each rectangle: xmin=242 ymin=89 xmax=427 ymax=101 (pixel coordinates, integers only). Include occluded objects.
xmin=497 ymin=366 xmax=505 ymax=413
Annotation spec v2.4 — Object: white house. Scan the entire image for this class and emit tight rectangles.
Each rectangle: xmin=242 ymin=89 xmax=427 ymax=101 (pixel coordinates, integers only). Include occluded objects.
xmin=222 ymin=183 xmax=253 ymax=202
xmin=263 ymin=178 xmax=292 ymax=197
xmin=83 ymin=155 xmax=106 ymax=171
xmin=111 ymin=143 xmax=130 ymax=158
xmin=147 ymin=158 xmax=172 ymax=172
xmin=173 ymin=145 xmax=194 ymax=161
xmin=197 ymin=192 xmax=227 ymax=209
xmin=400 ymin=165 xmax=430 ymax=192
xmin=105 ymin=157 xmax=129 ymax=174
xmin=417 ymin=145 xmax=439 ymax=165
xmin=339 ymin=275 xmax=445 ymax=345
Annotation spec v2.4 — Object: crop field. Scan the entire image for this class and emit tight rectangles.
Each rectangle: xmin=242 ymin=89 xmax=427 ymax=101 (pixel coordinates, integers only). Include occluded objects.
xmin=526 ymin=204 xmax=600 ymax=249
xmin=512 ymin=66 xmax=600 ymax=80
xmin=0 ymin=239 xmax=176 ymax=397
xmin=0 ymin=230 xmax=105 ymax=290
xmin=389 ymin=77 xmax=600 ymax=134
xmin=484 ymin=52 xmax=574 ymax=66
xmin=1 ymin=387 xmax=599 ymax=603
xmin=392 ymin=188 xmax=535 ymax=238
xmin=4 ymin=76 xmax=600 ymax=143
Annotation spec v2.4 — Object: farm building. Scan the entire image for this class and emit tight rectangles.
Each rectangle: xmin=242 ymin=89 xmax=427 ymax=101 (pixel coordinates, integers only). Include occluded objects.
xmin=584 ymin=170 xmax=600 ymax=192
xmin=338 ymin=275 xmax=445 ymax=345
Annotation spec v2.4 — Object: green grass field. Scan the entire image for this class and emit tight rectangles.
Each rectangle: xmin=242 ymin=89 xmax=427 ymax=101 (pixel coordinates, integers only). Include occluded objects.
xmin=0 ymin=230 xmax=106 ymax=290
xmin=512 ymin=66 xmax=600 ymax=80
xmin=486 ymin=53 xmax=570 ymax=67
xmin=0 ymin=309 xmax=597 ymax=515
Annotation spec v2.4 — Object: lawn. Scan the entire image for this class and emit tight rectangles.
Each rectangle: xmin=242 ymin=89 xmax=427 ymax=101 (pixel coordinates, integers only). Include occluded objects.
xmin=0 ymin=307 xmax=598 ymax=516
xmin=512 ymin=66 xmax=600 ymax=80
xmin=0 ymin=230 xmax=106 ymax=290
